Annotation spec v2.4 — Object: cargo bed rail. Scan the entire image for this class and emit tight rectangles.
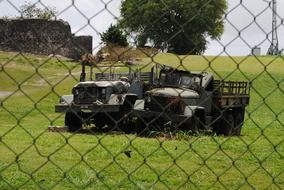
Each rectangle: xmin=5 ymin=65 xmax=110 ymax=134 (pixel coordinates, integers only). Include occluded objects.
xmin=213 ymin=80 xmax=250 ymax=96
xmin=213 ymin=80 xmax=250 ymax=107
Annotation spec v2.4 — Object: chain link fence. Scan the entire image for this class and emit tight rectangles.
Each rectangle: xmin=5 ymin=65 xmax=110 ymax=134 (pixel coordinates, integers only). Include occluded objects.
xmin=0 ymin=0 xmax=283 ymax=189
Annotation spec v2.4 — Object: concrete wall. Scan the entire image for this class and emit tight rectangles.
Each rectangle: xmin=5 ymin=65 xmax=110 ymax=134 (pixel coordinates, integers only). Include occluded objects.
xmin=0 ymin=19 xmax=92 ymax=59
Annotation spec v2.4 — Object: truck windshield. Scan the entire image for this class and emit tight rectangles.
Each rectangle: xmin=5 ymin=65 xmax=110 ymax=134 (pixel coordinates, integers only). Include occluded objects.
xmin=179 ymin=75 xmax=193 ymax=86
xmin=160 ymin=71 xmax=201 ymax=89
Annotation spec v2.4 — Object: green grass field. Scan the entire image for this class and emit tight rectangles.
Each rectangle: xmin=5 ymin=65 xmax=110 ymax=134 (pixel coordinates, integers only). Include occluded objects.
xmin=0 ymin=51 xmax=283 ymax=189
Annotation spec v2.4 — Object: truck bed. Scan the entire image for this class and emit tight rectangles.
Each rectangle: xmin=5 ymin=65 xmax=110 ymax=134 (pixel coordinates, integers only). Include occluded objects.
xmin=213 ymin=80 xmax=250 ymax=108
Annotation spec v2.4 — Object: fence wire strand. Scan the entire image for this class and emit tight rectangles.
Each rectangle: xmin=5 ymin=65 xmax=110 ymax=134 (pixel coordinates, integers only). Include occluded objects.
xmin=0 ymin=0 xmax=283 ymax=189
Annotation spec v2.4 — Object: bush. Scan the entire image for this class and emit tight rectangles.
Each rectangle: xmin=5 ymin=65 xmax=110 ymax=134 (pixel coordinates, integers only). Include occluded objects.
xmin=20 ymin=1 xmax=57 ymax=20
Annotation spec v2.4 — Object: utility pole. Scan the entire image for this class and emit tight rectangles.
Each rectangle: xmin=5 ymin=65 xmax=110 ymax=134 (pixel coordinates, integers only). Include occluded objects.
xmin=267 ymin=0 xmax=280 ymax=55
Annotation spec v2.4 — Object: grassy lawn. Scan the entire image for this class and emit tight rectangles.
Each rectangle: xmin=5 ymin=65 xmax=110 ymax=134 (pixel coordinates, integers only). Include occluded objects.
xmin=0 ymin=51 xmax=283 ymax=189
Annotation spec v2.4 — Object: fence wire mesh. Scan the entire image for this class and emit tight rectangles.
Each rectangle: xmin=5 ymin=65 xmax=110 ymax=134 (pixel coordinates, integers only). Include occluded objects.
xmin=0 ymin=0 xmax=283 ymax=189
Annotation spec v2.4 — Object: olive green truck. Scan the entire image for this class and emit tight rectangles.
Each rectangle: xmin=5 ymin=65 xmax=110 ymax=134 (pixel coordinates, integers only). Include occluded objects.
xmin=55 ymin=64 xmax=250 ymax=136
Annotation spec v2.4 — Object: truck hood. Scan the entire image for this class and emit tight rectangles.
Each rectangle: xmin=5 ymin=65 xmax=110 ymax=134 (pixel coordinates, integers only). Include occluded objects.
xmin=146 ymin=88 xmax=199 ymax=98
xmin=75 ymin=80 xmax=129 ymax=88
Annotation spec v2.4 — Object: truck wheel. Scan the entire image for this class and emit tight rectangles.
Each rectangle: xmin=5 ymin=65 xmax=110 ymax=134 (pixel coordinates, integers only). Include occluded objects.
xmin=65 ymin=112 xmax=82 ymax=132
xmin=94 ymin=120 xmax=105 ymax=129
xmin=93 ymin=115 xmax=106 ymax=130
xmin=120 ymin=99 xmax=136 ymax=133
xmin=193 ymin=116 xmax=200 ymax=133
xmin=135 ymin=118 xmax=148 ymax=136
xmin=220 ymin=111 xmax=234 ymax=136
xmin=182 ymin=116 xmax=199 ymax=133
xmin=123 ymin=117 xmax=136 ymax=134
xmin=233 ymin=109 xmax=245 ymax=136
xmin=108 ymin=113 xmax=123 ymax=132
xmin=116 ymin=117 xmax=132 ymax=134
xmin=115 ymin=105 xmax=133 ymax=133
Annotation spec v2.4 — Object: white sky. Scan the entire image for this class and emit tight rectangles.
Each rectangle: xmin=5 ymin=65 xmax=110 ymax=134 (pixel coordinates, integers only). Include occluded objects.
xmin=0 ymin=0 xmax=283 ymax=56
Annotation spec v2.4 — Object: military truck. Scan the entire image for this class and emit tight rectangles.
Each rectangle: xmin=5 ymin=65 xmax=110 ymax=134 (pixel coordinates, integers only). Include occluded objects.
xmin=55 ymin=62 xmax=154 ymax=132
xmin=134 ymin=66 xmax=250 ymax=136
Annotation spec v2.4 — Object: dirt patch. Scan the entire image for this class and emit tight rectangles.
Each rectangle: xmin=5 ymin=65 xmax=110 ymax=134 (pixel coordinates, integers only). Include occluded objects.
xmin=0 ymin=91 xmax=13 ymax=97
xmin=48 ymin=126 xmax=68 ymax=132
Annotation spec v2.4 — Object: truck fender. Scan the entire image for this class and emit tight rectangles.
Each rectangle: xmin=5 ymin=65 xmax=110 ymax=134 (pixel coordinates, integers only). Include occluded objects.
xmin=122 ymin=94 xmax=139 ymax=107
xmin=184 ymin=106 xmax=205 ymax=122
xmin=134 ymin=99 xmax=145 ymax=110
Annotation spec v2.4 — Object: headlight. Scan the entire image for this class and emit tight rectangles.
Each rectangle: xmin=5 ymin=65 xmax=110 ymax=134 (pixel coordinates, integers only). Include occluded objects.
xmin=59 ymin=97 xmax=65 ymax=104
xmin=73 ymin=89 xmax=79 ymax=95
xmin=145 ymin=96 xmax=151 ymax=103
xmin=59 ymin=97 xmax=68 ymax=104
xmin=101 ymin=88 xmax=106 ymax=96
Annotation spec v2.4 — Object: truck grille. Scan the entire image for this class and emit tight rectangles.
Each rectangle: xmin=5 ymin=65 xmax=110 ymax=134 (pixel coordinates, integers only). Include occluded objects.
xmin=147 ymin=96 xmax=185 ymax=114
xmin=73 ymin=87 xmax=106 ymax=104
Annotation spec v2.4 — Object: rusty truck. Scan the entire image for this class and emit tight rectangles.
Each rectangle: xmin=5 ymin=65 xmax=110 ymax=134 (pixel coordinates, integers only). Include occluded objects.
xmin=133 ymin=66 xmax=250 ymax=136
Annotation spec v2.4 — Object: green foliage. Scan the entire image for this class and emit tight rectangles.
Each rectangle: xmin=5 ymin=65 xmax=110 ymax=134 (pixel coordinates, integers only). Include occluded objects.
xmin=120 ymin=0 xmax=227 ymax=55
xmin=101 ymin=24 xmax=128 ymax=47
xmin=20 ymin=1 xmax=57 ymax=20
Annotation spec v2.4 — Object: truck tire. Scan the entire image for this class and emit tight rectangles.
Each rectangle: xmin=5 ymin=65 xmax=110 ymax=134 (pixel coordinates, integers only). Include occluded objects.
xmin=182 ymin=116 xmax=199 ymax=133
xmin=94 ymin=120 xmax=105 ymax=129
xmin=115 ymin=116 xmax=131 ymax=133
xmin=93 ymin=114 xmax=106 ymax=129
xmin=135 ymin=118 xmax=148 ymax=136
xmin=113 ymin=104 xmax=134 ymax=133
xmin=120 ymin=97 xmax=137 ymax=133
xmin=106 ymin=112 xmax=131 ymax=133
xmin=219 ymin=111 xmax=235 ymax=136
xmin=233 ymin=108 xmax=245 ymax=136
xmin=108 ymin=113 xmax=123 ymax=131
xmin=121 ymin=119 xmax=133 ymax=134
xmin=65 ymin=112 xmax=82 ymax=132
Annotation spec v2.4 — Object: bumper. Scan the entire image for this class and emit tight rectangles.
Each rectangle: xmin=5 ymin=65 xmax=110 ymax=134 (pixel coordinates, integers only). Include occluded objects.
xmin=55 ymin=104 xmax=120 ymax=113
xmin=133 ymin=109 xmax=191 ymax=123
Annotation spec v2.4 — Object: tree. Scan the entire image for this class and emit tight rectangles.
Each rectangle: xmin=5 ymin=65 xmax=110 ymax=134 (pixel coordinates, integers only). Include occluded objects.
xmin=101 ymin=24 xmax=128 ymax=47
xmin=119 ymin=0 xmax=227 ymax=55
xmin=20 ymin=1 xmax=57 ymax=20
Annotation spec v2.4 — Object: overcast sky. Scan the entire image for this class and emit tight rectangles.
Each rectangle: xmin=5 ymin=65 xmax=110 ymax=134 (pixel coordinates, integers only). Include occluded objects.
xmin=1 ymin=0 xmax=283 ymax=56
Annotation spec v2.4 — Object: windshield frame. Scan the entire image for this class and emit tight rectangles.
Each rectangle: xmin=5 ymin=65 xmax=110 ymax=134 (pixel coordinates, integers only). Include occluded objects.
xmin=159 ymin=70 xmax=203 ymax=90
